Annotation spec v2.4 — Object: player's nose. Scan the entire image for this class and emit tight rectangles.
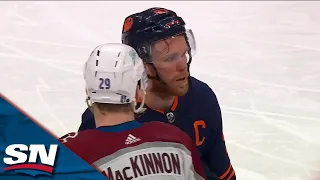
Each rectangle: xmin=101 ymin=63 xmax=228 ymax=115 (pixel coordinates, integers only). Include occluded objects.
xmin=176 ymin=59 xmax=188 ymax=72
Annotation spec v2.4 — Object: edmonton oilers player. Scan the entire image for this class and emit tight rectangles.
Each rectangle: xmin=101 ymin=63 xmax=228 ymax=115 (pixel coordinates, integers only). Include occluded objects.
xmin=79 ymin=8 xmax=236 ymax=180
xmin=60 ymin=43 xmax=205 ymax=180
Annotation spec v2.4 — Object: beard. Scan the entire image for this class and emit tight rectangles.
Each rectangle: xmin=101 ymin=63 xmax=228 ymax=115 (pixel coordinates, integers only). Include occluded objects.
xmin=149 ymin=77 xmax=189 ymax=97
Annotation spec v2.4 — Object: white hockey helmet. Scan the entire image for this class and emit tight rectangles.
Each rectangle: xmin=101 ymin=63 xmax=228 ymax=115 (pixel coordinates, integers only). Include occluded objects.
xmin=83 ymin=43 xmax=147 ymax=113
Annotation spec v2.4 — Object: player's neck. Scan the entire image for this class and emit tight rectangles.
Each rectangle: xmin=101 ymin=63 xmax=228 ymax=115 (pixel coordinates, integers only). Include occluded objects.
xmin=145 ymin=91 xmax=174 ymax=111
xmin=94 ymin=112 xmax=135 ymax=127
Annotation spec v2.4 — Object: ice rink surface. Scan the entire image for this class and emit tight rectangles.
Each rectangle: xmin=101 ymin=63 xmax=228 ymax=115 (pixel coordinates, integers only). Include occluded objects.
xmin=1 ymin=1 xmax=320 ymax=179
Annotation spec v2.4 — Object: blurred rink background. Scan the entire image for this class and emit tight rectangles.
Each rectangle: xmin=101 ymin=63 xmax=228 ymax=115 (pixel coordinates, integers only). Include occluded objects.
xmin=0 ymin=1 xmax=320 ymax=179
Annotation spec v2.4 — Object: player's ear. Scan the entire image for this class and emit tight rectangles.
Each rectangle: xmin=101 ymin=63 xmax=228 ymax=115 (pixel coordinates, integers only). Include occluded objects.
xmin=135 ymin=85 xmax=142 ymax=102
xmin=143 ymin=63 xmax=149 ymax=74
xmin=144 ymin=63 xmax=156 ymax=76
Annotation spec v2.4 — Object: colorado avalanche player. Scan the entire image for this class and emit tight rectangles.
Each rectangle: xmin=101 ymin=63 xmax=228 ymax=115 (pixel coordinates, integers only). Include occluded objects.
xmin=60 ymin=43 xmax=205 ymax=180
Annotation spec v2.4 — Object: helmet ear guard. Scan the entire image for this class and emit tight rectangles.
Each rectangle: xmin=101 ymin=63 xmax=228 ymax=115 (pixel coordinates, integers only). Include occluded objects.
xmin=136 ymin=44 xmax=152 ymax=62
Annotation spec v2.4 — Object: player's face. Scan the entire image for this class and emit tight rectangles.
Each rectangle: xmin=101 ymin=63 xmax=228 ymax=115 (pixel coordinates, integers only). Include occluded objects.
xmin=150 ymin=35 xmax=190 ymax=96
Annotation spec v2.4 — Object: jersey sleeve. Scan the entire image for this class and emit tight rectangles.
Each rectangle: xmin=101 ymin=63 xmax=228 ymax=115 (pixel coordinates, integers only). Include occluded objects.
xmin=177 ymin=129 xmax=206 ymax=180
xmin=59 ymin=132 xmax=79 ymax=144
xmin=188 ymin=138 xmax=206 ymax=180
xmin=204 ymin=85 xmax=236 ymax=180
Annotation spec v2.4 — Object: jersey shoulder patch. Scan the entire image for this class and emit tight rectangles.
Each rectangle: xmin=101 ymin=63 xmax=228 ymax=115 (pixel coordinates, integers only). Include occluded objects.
xmin=59 ymin=132 xmax=79 ymax=144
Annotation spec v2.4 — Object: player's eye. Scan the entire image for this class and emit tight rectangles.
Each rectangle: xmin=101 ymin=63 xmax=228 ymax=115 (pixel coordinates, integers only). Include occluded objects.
xmin=165 ymin=53 xmax=179 ymax=62
xmin=165 ymin=51 xmax=188 ymax=62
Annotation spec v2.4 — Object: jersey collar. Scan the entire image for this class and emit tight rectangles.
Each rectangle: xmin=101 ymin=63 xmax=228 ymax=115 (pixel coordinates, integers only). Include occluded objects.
xmin=137 ymin=96 xmax=179 ymax=114
xmin=96 ymin=120 xmax=142 ymax=133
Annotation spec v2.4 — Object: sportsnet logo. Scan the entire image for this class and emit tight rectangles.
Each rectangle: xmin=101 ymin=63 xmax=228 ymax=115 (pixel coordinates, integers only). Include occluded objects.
xmin=2 ymin=144 xmax=58 ymax=176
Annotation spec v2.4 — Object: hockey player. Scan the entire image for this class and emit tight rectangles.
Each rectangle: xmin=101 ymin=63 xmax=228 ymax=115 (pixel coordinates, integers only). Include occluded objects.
xmin=60 ymin=43 xmax=206 ymax=180
xmin=79 ymin=7 xmax=236 ymax=180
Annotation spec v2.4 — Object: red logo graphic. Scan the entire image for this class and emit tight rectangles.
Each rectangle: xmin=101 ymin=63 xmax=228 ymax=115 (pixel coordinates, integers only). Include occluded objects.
xmin=123 ymin=17 xmax=133 ymax=33
xmin=154 ymin=9 xmax=168 ymax=14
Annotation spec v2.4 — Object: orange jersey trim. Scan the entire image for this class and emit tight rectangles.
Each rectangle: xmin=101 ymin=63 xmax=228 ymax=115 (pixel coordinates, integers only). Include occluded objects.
xmin=154 ymin=96 xmax=178 ymax=114
xmin=139 ymin=96 xmax=178 ymax=114
xmin=219 ymin=164 xmax=232 ymax=179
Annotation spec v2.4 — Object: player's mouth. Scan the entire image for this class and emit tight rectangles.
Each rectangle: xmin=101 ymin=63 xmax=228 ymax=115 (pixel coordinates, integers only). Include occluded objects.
xmin=176 ymin=77 xmax=186 ymax=82
xmin=176 ymin=77 xmax=188 ymax=86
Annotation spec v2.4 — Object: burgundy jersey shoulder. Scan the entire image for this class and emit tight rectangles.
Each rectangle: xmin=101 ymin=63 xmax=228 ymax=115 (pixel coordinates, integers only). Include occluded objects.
xmin=59 ymin=130 xmax=100 ymax=160
xmin=143 ymin=121 xmax=193 ymax=143
xmin=59 ymin=131 xmax=94 ymax=144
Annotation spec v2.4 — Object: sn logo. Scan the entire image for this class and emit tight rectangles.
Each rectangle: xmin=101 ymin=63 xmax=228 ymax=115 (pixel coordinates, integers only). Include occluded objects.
xmin=3 ymin=144 xmax=58 ymax=175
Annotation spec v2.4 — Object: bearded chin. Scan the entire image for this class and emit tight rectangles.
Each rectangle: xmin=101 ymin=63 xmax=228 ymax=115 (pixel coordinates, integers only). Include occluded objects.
xmin=150 ymin=79 xmax=189 ymax=96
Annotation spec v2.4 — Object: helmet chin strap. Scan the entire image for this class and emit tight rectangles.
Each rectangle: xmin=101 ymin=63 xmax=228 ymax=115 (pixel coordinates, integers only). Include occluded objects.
xmin=134 ymin=72 xmax=148 ymax=113
xmin=86 ymin=96 xmax=93 ymax=108
xmin=146 ymin=63 xmax=166 ymax=85
xmin=85 ymin=96 xmax=94 ymax=114
xmin=133 ymin=89 xmax=147 ymax=113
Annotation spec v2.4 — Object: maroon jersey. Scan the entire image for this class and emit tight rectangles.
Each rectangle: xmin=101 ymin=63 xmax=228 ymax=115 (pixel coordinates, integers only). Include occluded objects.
xmin=60 ymin=120 xmax=205 ymax=180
